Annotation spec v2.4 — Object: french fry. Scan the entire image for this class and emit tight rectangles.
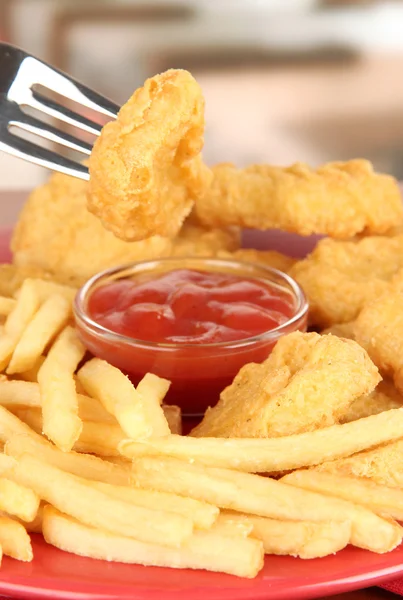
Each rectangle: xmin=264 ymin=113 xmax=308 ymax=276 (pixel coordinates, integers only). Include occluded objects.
xmin=7 ymin=294 xmax=71 ymax=374
xmin=88 ymin=480 xmax=218 ymax=530
xmin=5 ymin=435 xmax=130 ymax=485
xmin=43 ymin=506 xmax=264 ymax=578
xmin=18 ymin=279 xmax=77 ymax=304
xmin=11 ymin=454 xmax=193 ymax=547
xmin=17 ymin=355 xmax=45 ymax=382
xmin=282 ymin=470 xmax=403 ymax=522
xmin=137 ymin=373 xmax=171 ymax=436
xmin=120 ymin=408 xmax=403 ymax=473
xmin=0 ymin=297 xmax=16 ymax=316
xmin=137 ymin=373 xmax=171 ymax=405
xmin=38 ymin=326 xmax=85 ymax=451
xmin=0 ymin=379 xmax=114 ymax=423
xmin=131 ymin=456 xmax=402 ymax=553
xmin=0 ymin=404 xmax=45 ymax=445
xmin=243 ymin=514 xmax=351 ymax=559
xmin=1 ymin=502 xmax=45 ymax=534
xmin=0 ymin=279 xmax=40 ymax=371
xmin=163 ymin=404 xmax=182 ymax=435
xmin=12 ymin=408 xmax=124 ymax=457
xmin=0 ymin=477 xmax=40 ymax=521
xmin=213 ymin=513 xmax=254 ymax=538
xmin=78 ymin=359 xmax=170 ymax=439
xmin=0 ymin=515 xmax=33 ymax=561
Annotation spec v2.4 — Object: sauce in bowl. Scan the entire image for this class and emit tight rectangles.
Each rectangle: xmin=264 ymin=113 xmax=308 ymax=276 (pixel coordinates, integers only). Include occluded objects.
xmin=74 ymin=258 xmax=308 ymax=415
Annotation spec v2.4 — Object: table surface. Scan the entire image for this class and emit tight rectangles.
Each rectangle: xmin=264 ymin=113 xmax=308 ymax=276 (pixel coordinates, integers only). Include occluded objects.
xmin=0 ymin=191 xmax=401 ymax=600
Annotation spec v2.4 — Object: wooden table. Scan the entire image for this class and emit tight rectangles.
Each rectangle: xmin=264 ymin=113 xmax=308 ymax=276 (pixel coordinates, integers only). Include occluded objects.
xmin=0 ymin=191 xmax=401 ymax=600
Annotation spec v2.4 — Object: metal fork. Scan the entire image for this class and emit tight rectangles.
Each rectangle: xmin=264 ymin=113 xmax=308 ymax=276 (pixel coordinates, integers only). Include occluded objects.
xmin=0 ymin=43 xmax=120 ymax=180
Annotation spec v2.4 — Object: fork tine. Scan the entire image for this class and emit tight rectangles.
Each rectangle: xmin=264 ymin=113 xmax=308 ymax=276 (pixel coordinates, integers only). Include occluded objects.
xmin=0 ymin=130 xmax=89 ymax=180
xmin=29 ymin=92 xmax=103 ymax=137
xmin=10 ymin=111 xmax=92 ymax=156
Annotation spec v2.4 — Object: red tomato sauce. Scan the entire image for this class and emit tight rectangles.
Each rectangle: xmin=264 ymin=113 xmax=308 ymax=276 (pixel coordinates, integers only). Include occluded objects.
xmin=80 ymin=268 xmax=307 ymax=415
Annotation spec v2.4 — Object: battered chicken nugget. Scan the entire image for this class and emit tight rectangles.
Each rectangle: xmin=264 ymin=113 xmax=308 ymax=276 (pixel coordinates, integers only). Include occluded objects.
xmin=191 ymin=332 xmax=380 ymax=438
xmin=322 ymin=321 xmax=356 ymax=340
xmin=12 ymin=173 xmax=172 ymax=285
xmin=88 ymin=69 xmax=211 ymax=241
xmin=290 ymin=235 xmax=403 ymax=327
xmin=195 ymin=160 xmax=403 ymax=239
xmin=340 ymin=380 xmax=403 ymax=424
xmin=220 ymin=249 xmax=296 ymax=273
xmin=353 ymin=287 xmax=403 ymax=394
xmin=170 ymin=223 xmax=240 ymax=257
xmin=314 ymin=439 xmax=403 ymax=490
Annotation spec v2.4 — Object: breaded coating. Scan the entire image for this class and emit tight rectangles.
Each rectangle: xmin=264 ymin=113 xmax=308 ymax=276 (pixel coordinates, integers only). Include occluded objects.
xmin=191 ymin=332 xmax=380 ymax=438
xmin=340 ymin=380 xmax=403 ymax=424
xmin=314 ymin=439 xmax=403 ymax=490
xmin=322 ymin=321 xmax=356 ymax=340
xmin=195 ymin=160 xmax=403 ymax=238
xmin=88 ymin=69 xmax=211 ymax=241
xmin=353 ymin=287 xmax=403 ymax=394
xmin=170 ymin=222 xmax=240 ymax=257
xmin=11 ymin=173 xmax=172 ymax=285
xmin=217 ymin=249 xmax=296 ymax=273
xmin=290 ymin=235 xmax=403 ymax=327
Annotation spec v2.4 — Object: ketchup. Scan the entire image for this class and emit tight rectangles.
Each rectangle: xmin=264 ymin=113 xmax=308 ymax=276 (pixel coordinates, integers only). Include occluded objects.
xmin=78 ymin=268 xmax=308 ymax=415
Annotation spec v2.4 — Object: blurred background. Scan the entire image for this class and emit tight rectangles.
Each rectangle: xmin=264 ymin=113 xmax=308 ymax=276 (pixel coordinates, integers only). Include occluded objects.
xmin=2 ymin=0 xmax=403 ymax=192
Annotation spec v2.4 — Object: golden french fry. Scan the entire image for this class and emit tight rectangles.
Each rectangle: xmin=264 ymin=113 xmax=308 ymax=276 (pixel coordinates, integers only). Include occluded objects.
xmin=12 ymin=407 xmax=124 ymax=457
xmin=162 ymin=404 xmax=182 ymax=435
xmin=0 ymin=404 xmax=45 ymax=445
xmin=17 ymin=355 xmax=45 ymax=382
xmin=5 ymin=435 xmax=130 ymax=485
xmin=17 ymin=279 xmax=77 ymax=304
xmin=137 ymin=373 xmax=171 ymax=436
xmin=0 ymin=379 xmax=113 ymax=423
xmin=89 ymin=479 xmax=218 ymax=530
xmin=12 ymin=454 xmax=193 ymax=547
xmin=213 ymin=513 xmax=254 ymax=538
xmin=0 ymin=279 xmax=40 ymax=371
xmin=43 ymin=506 xmax=264 ymax=578
xmin=131 ymin=456 xmax=402 ymax=553
xmin=0 ymin=297 xmax=16 ymax=316
xmin=0 ymin=477 xmax=40 ymax=521
xmin=78 ymin=359 xmax=170 ymax=439
xmin=7 ymin=294 xmax=71 ymax=374
xmin=137 ymin=373 xmax=171 ymax=405
xmin=120 ymin=408 xmax=403 ymax=473
xmin=1 ymin=502 xmax=45 ymax=534
xmin=243 ymin=514 xmax=351 ymax=559
xmin=282 ymin=470 xmax=403 ymax=522
xmin=38 ymin=326 xmax=85 ymax=451
xmin=0 ymin=515 xmax=33 ymax=561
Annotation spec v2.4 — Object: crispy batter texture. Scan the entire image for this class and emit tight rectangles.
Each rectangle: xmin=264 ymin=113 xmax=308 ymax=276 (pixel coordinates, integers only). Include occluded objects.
xmin=322 ymin=321 xmax=356 ymax=340
xmin=170 ymin=222 xmax=240 ymax=257
xmin=290 ymin=236 xmax=403 ymax=327
xmin=88 ymin=69 xmax=211 ymax=241
xmin=217 ymin=249 xmax=296 ymax=273
xmin=195 ymin=160 xmax=403 ymax=238
xmin=191 ymin=332 xmax=380 ymax=438
xmin=11 ymin=173 xmax=172 ymax=285
xmin=353 ymin=286 xmax=403 ymax=394
xmin=314 ymin=439 xmax=403 ymax=489
xmin=340 ymin=380 xmax=403 ymax=424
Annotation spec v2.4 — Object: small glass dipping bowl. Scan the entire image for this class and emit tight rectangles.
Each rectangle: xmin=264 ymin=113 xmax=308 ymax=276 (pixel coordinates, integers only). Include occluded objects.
xmin=74 ymin=257 xmax=308 ymax=416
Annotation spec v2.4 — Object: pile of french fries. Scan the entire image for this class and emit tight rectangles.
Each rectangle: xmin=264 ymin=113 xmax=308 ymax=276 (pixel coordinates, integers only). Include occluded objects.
xmin=0 ymin=276 xmax=403 ymax=578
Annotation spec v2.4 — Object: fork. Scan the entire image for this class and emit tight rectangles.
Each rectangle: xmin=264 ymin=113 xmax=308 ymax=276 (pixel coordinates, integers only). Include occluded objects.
xmin=0 ymin=43 xmax=120 ymax=180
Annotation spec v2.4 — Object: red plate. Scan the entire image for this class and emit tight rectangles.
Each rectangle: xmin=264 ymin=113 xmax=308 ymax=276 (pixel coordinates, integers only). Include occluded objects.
xmin=1 ymin=226 xmax=403 ymax=600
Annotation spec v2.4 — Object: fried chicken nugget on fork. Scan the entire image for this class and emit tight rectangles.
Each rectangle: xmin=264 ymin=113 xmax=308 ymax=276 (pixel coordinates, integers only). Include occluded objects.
xmin=290 ymin=236 xmax=403 ymax=327
xmin=195 ymin=160 xmax=403 ymax=239
xmin=88 ymin=69 xmax=211 ymax=241
xmin=191 ymin=332 xmax=380 ymax=438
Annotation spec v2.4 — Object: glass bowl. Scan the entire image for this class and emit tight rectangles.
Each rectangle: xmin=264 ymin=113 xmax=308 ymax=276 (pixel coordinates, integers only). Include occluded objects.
xmin=74 ymin=257 xmax=308 ymax=416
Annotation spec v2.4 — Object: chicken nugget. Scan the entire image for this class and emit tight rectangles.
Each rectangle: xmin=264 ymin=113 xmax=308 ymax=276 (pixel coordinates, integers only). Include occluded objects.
xmin=353 ymin=286 xmax=403 ymax=394
xmin=88 ymin=69 xmax=211 ymax=241
xmin=321 ymin=321 xmax=356 ymax=340
xmin=216 ymin=249 xmax=296 ymax=273
xmin=290 ymin=235 xmax=403 ymax=327
xmin=170 ymin=222 xmax=240 ymax=257
xmin=11 ymin=173 xmax=172 ymax=285
xmin=340 ymin=380 xmax=403 ymax=424
xmin=191 ymin=332 xmax=380 ymax=438
xmin=195 ymin=160 xmax=403 ymax=238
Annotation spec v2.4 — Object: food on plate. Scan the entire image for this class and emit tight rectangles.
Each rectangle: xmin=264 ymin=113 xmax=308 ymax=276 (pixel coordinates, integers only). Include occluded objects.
xmin=290 ymin=236 xmax=403 ymax=327
xmin=353 ymin=287 xmax=403 ymax=393
xmin=340 ymin=380 xmax=403 ymax=423
xmin=120 ymin=407 xmax=403 ymax=473
xmin=321 ymin=321 xmax=356 ymax=339
xmin=42 ymin=506 xmax=263 ymax=578
xmin=194 ymin=160 xmax=403 ymax=239
xmin=0 ymin=264 xmax=59 ymax=298
xmin=0 ymin=515 xmax=33 ymax=561
xmin=0 ymin=297 xmax=16 ymax=317
xmin=130 ymin=456 xmax=402 ymax=553
xmin=38 ymin=326 xmax=86 ymax=452
xmin=11 ymin=172 xmax=172 ymax=285
xmin=191 ymin=332 xmax=380 ymax=438
xmin=88 ymin=70 xmax=210 ymax=241
xmin=282 ymin=470 xmax=403 ymax=522
xmin=0 ymin=477 xmax=40 ymax=522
